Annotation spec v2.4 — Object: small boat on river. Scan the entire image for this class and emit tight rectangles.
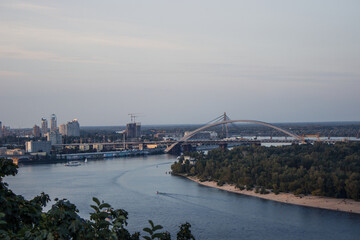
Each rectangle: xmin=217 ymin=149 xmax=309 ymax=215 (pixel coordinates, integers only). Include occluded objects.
xmin=64 ymin=161 xmax=81 ymax=167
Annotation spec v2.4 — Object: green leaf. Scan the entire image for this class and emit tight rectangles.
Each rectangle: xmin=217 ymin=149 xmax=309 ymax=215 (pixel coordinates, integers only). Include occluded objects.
xmin=98 ymin=212 xmax=109 ymax=219
xmin=99 ymin=203 xmax=111 ymax=209
xmin=148 ymin=220 xmax=154 ymax=228
xmin=143 ymin=227 xmax=152 ymax=234
xmin=143 ymin=236 xmax=151 ymax=240
xmin=152 ymin=233 xmax=164 ymax=239
xmin=153 ymin=225 xmax=163 ymax=232
xmin=93 ymin=197 xmax=100 ymax=206
xmin=90 ymin=205 xmax=99 ymax=212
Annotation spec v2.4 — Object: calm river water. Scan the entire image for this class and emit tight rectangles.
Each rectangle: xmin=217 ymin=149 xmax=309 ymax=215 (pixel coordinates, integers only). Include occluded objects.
xmin=5 ymin=154 xmax=360 ymax=240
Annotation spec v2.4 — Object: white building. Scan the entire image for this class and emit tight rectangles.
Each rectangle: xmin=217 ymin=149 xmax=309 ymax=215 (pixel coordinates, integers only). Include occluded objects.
xmin=59 ymin=124 xmax=66 ymax=135
xmin=6 ymin=149 xmax=25 ymax=155
xmin=25 ymin=141 xmax=51 ymax=154
xmin=93 ymin=144 xmax=104 ymax=152
xmin=79 ymin=144 xmax=90 ymax=151
xmin=45 ymin=132 xmax=63 ymax=145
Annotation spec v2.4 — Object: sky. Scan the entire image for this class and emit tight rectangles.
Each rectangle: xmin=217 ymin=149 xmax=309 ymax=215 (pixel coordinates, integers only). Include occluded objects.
xmin=0 ymin=0 xmax=359 ymax=127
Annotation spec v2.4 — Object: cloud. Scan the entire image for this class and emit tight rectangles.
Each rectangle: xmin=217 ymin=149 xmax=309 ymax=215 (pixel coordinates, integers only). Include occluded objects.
xmin=0 ymin=70 xmax=25 ymax=77
xmin=0 ymin=45 xmax=57 ymax=60
xmin=0 ymin=21 xmax=186 ymax=51
xmin=5 ymin=2 xmax=56 ymax=12
xmin=0 ymin=45 xmax=119 ymax=65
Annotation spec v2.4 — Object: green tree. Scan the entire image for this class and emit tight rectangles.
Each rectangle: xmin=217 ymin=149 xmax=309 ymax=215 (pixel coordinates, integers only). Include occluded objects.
xmin=172 ymin=142 xmax=360 ymax=200
xmin=176 ymin=222 xmax=195 ymax=240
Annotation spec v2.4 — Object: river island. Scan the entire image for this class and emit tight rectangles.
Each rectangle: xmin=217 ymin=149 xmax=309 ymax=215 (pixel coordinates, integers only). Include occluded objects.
xmin=171 ymin=142 xmax=360 ymax=214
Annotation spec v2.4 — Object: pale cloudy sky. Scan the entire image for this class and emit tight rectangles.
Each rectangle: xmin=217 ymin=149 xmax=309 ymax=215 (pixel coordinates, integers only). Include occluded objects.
xmin=1 ymin=0 xmax=359 ymax=127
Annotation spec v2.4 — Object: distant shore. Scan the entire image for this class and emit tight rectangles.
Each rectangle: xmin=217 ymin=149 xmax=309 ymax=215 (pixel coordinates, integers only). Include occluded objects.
xmin=183 ymin=175 xmax=360 ymax=214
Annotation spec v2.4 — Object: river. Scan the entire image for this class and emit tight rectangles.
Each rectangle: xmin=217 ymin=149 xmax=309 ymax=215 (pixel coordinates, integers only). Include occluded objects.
xmin=5 ymin=154 xmax=360 ymax=240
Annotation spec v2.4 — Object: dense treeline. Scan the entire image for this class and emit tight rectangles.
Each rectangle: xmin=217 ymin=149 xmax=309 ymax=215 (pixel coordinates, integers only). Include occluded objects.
xmin=171 ymin=143 xmax=360 ymax=200
xmin=225 ymin=123 xmax=360 ymax=138
xmin=0 ymin=159 xmax=195 ymax=240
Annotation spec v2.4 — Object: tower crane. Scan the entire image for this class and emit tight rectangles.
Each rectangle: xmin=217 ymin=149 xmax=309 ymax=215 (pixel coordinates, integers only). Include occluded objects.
xmin=128 ymin=113 xmax=141 ymax=123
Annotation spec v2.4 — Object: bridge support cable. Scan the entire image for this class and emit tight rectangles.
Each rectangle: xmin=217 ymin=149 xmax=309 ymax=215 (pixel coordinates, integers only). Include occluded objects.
xmin=223 ymin=113 xmax=250 ymax=138
xmin=204 ymin=114 xmax=226 ymax=126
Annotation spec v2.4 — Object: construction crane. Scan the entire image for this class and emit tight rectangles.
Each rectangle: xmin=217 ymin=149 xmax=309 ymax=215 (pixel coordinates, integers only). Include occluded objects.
xmin=128 ymin=113 xmax=141 ymax=123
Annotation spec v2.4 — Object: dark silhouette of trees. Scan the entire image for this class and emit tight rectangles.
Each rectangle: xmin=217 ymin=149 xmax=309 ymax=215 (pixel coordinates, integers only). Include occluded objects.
xmin=172 ymin=142 xmax=360 ymax=200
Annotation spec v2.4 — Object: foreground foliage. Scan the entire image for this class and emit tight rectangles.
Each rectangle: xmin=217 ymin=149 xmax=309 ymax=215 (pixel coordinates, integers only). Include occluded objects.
xmin=172 ymin=142 xmax=360 ymax=200
xmin=0 ymin=159 xmax=195 ymax=239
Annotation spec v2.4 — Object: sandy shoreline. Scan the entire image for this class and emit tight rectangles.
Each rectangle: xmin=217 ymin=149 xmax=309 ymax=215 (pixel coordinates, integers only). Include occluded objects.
xmin=184 ymin=176 xmax=360 ymax=214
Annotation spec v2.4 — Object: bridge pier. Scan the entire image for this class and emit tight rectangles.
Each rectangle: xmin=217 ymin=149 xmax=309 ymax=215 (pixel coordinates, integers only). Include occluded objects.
xmin=167 ymin=144 xmax=182 ymax=155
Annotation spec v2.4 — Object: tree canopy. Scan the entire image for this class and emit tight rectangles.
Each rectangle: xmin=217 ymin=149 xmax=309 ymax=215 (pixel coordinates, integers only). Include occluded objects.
xmin=172 ymin=142 xmax=360 ymax=200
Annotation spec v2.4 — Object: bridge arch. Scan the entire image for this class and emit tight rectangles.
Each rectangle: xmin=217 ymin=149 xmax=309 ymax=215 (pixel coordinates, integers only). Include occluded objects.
xmin=165 ymin=120 xmax=301 ymax=153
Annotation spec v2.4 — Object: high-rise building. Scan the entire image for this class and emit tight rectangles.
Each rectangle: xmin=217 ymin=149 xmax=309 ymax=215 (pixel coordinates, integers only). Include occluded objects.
xmin=0 ymin=121 xmax=2 ymax=138
xmin=45 ymin=132 xmax=62 ymax=145
xmin=1 ymin=126 xmax=10 ymax=137
xmin=126 ymin=122 xmax=141 ymax=138
xmin=41 ymin=118 xmax=48 ymax=136
xmin=33 ymin=125 xmax=41 ymax=138
xmin=59 ymin=124 xmax=66 ymax=135
xmin=50 ymin=114 xmax=57 ymax=132
xmin=66 ymin=119 xmax=80 ymax=137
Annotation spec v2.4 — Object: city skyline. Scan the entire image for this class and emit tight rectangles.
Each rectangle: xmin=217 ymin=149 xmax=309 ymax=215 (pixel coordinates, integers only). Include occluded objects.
xmin=1 ymin=0 xmax=359 ymax=127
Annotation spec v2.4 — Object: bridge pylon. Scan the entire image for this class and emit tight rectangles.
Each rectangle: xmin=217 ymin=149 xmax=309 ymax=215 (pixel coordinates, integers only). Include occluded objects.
xmin=222 ymin=112 xmax=229 ymax=139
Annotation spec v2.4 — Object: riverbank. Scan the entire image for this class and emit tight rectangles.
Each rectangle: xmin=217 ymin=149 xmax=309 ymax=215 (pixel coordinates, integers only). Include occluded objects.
xmin=185 ymin=176 xmax=360 ymax=214
xmin=14 ymin=149 xmax=165 ymax=165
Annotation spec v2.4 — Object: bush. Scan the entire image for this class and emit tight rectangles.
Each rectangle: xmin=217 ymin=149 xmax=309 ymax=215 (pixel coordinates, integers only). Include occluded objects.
xmin=236 ymin=184 xmax=245 ymax=190
xmin=273 ymin=189 xmax=280 ymax=195
xmin=246 ymin=184 xmax=253 ymax=191
xmin=217 ymin=180 xmax=225 ymax=186
xmin=260 ymin=186 xmax=269 ymax=194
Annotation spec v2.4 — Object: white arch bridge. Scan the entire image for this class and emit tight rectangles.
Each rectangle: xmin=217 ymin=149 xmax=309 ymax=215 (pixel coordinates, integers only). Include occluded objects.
xmin=164 ymin=119 xmax=301 ymax=153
